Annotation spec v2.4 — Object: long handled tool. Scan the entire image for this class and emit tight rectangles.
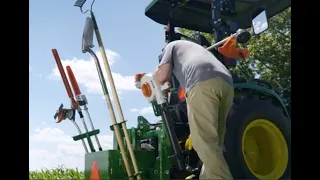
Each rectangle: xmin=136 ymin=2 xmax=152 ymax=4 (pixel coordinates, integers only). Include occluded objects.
xmin=78 ymin=15 xmax=134 ymax=179
xmin=90 ymin=12 xmax=142 ymax=180
xmin=52 ymin=49 xmax=96 ymax=153
xmin=84 ymin=47 xmax=134 ymax=179
xmin=66 ymin=65 xmax=103 ymax=151
xmin=54 ymin=104 xmax=89 ymax=153
xmin=74 ymin=1 xmax=141 ymax=179
xmin=206 ymin=29 xmax=251 ymax=50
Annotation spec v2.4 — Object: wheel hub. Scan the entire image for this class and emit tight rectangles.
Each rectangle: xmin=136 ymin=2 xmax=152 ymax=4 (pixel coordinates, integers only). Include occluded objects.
xmin=241 ymin=119 xmax=288 ymax=179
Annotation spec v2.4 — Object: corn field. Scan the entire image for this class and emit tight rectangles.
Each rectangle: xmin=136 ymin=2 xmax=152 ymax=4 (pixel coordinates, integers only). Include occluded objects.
xmin=29 ymin=166 xmax=84 ymax=180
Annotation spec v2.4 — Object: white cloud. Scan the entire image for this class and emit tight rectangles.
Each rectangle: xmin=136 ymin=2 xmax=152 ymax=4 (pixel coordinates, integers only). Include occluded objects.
xmin=49 ymin=49 xmax=138 ymax=96
xmin=29 ymin=65 xmax=43 ymax=78
xmin=130 ymin=108 xmax=139 ymax=112
xmin=140 ymin=107 xmax=153 ymax=114
xmin=37 ymin=74 xmax=43 ymax=79
xmin=29 ymin=127 xmax=113 ymax=171
xmin=130 ymin=107 xmax=153 ymax=115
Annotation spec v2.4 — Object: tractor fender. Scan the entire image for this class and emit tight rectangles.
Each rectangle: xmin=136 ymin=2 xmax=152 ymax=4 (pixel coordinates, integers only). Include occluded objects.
xmin=233 ymin=83 xmax=290 ymax=118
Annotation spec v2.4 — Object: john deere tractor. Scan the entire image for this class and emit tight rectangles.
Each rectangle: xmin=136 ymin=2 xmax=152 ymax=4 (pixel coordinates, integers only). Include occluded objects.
xmin=72 ymin=0 xmax=291 ymax=179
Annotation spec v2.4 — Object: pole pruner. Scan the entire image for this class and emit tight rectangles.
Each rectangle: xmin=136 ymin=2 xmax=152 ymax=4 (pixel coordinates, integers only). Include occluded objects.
xmin=53 ymin=104 xmax=75 ymax=123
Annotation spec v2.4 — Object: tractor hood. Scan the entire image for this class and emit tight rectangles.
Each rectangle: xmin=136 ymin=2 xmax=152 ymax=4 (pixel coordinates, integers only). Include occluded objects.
xmin=145 ymin=0 xmax=291 ymax=33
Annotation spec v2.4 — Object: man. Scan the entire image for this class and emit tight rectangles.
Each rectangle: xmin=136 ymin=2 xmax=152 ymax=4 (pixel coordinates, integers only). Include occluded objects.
xmin=155 ymin=40 xmax=234 ymax=180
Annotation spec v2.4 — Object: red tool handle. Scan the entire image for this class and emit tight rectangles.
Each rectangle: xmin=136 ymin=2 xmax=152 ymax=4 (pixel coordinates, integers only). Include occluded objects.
xmin=51 ymin=49 xmax=79 ymax=110
xmin=66 ymin=65 xmax=82 ymax=96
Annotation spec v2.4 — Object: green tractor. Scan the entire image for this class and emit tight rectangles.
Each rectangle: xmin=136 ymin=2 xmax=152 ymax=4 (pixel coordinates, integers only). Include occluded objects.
xmin=65 ymin=0 xmax=291 ymax=179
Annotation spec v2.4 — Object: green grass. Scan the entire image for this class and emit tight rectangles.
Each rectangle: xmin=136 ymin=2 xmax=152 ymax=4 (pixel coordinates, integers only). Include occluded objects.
xmin=29 ymin=166 xmax=84 ymax=180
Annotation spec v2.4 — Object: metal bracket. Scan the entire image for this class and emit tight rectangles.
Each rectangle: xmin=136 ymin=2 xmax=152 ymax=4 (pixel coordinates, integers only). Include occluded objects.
xmin=72 ymin=129 xmax=100 ymax=141
xmin=109 ymin=120 xmax=128 ymax=131
xmin=165 ymin=0 xmax=180 ymax=42
xmin=74 ymin=0 xmax=96 ymax=14
xmin=211 ymin=0 xmax=236 ymax=42
xmin=74 ymin=0 xmax=88 ymax=13
xmin=211 ymin=0 xmax=222 ymax=29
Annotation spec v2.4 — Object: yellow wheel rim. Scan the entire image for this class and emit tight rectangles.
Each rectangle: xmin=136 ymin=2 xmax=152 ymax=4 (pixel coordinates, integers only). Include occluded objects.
xmin=242 ymin=119 xmax=288 ymax=180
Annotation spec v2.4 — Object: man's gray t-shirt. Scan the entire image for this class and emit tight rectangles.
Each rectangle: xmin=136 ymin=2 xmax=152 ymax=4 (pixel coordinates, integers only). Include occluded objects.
xmin=159 ymin=40 xmax=233 ymax=93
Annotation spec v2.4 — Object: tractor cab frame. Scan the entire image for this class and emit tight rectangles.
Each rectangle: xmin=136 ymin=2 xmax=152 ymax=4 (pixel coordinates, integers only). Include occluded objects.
xmin=145 ymin=0 xmax=291 ymax=128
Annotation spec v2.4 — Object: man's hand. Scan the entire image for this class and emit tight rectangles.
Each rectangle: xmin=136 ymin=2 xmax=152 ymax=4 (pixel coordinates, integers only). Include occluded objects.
xmin=185 ymin=135 xmax=193 ymax=151
xmin=163 ymin=81 xmax=171 ymax=97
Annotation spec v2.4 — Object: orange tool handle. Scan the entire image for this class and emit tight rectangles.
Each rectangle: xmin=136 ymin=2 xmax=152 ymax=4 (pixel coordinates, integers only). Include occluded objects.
xmin=66 ymin=66 xmax=82 ymax=96
xmin=51 ymin=49 xmax=79 ymax=109
xmin=52 ymin=49 xmax=74 ymax=98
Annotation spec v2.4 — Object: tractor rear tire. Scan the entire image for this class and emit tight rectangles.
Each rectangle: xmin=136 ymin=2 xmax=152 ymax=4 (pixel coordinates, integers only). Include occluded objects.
xmin=224 ymin=94 xmax=291 ymax=180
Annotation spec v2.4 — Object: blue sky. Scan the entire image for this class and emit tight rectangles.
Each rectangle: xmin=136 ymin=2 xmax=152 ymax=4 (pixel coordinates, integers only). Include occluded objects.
xmin=29 ymin=0 xmax=167 ymax=170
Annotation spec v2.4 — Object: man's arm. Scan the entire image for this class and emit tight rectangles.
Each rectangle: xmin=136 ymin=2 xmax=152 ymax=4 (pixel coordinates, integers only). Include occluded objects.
xmin=155 ymin=42 xmax=175 ymax=85
xmin=155 ymin=64 xmax=172 ymax=85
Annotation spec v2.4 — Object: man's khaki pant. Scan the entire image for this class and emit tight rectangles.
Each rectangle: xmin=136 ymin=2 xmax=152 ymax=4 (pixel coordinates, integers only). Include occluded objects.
xmin=186 ymin=78 xmax=234 ymax=180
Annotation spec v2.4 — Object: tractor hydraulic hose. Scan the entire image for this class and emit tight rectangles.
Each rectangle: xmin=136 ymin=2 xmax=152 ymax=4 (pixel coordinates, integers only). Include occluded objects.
xmin=161 ymin=103 xmax=185 ymax=171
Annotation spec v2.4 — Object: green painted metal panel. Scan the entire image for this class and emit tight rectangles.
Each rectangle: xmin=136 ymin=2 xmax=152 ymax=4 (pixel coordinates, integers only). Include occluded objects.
xmin=85 ymin=150 xmax=156 ymax=180
xmin=72 ymin=129 xmax=100 ymax=141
